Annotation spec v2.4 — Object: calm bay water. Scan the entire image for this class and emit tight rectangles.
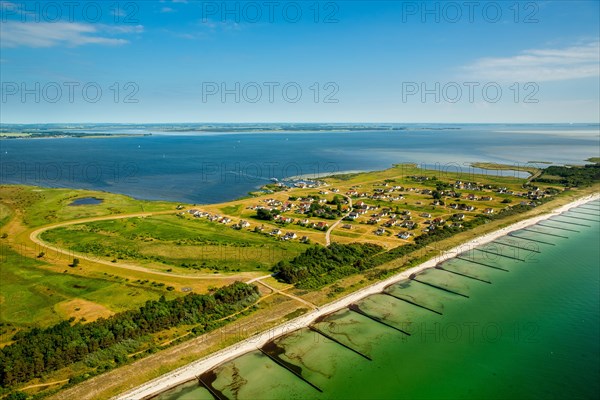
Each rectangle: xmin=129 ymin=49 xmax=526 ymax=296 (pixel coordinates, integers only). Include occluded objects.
xmin=1 ymin=124 xmax=598 ymax=203
xmin=156 ymin=202 xmax=600 ymax=400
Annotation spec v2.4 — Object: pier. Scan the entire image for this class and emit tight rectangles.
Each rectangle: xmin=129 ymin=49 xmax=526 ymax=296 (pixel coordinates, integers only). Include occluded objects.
xmin=308 ymin=325 xmax=372 ymax=361
xmin=381 ymin=291 xmax=443 ymax=315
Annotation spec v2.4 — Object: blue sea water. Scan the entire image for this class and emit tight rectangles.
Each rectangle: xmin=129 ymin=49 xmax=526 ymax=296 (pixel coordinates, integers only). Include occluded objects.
xmin=1 ymin=123 xmax=598 ymax=204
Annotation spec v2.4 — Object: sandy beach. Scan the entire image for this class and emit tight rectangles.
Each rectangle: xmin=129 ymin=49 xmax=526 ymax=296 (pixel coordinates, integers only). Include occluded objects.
xmin=116 ymin=193 xmax=599 ymax=400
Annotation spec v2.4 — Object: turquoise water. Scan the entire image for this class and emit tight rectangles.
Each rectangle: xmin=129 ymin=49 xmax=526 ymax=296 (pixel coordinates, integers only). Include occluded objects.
xmin=1 ymin=124 xmax=598 ymax=203
xmin=156 ymin=202 xmax=600 ymax=400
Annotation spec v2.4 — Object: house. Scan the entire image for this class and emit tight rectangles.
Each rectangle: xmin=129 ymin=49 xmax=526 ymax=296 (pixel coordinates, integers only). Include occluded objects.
xmin=316 ymin=221 xmax=329 ymax=230
xmin=375 ymin=228 xmax=386 ymax=236
xmin=480 ymin=196 xmax=493 ymax=201
xmin=467 ymin=194 xmax=478 ymax=201
xmin=484 ymin=208 xmax=494 ymax=214
xmin=453 ymin=213 xmax=465 ymax=220
xmin=300 ymin=236 xmax=310 ymax=243
xmin=420 ymin=212 xmax=432 ymax=218
xmin=432 ymin=217 xmax=445 ymax=225
xmin=342 ymin=224 xmax=353 ymax=229
xmin=270 ymin=229 xmax=283 ymax=236
xmin=397 ymin=232 xmax=412 ymax=240
xmin=346 ymin=212 xmax=359 ymax=220
xmin=239 ymin=220 xmax=251 ymax=228
xmin=283 ymin=232 xmax=297 ymax=240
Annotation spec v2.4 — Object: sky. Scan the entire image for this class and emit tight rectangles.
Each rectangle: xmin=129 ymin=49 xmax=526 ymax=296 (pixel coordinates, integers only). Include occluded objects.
xmin=0 ymin=0 xmax=599 ymax=123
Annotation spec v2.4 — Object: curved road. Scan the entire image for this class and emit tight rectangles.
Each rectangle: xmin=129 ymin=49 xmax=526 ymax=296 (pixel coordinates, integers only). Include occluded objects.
xmin=28 ymin=210 xmax=258 ymax=281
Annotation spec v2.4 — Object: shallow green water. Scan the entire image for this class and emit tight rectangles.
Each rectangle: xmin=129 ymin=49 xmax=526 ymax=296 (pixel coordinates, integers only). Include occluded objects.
xmin=157 ymin=203 xmax=600 ymax=400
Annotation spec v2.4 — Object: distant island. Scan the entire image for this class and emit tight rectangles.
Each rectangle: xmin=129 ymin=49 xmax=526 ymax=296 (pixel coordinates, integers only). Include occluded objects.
xmin=0 ymin=123 xmax=464 ymax=139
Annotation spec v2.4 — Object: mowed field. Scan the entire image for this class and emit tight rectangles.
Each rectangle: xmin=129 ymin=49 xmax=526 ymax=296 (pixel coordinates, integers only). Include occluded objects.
xmin=40 ymin=214 xmax=307 ymax=273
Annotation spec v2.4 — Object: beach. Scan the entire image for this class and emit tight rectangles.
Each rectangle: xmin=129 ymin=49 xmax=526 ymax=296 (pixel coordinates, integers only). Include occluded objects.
xmin=115 ymin=192 xmax=599 ymax=400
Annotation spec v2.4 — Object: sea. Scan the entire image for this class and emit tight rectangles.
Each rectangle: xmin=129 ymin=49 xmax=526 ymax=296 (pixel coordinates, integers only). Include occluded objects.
xmin=1 ymin=123 xmax=598 ymax=204
xmin=155 ymin=202 xmax=600 ymax=400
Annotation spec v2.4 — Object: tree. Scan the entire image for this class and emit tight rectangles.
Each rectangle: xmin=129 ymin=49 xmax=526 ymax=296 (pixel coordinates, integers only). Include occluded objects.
xmin=256 ymin=208 xmax=274 ymax=221
xmin=71 ymin=258 xmax=80 ymax=267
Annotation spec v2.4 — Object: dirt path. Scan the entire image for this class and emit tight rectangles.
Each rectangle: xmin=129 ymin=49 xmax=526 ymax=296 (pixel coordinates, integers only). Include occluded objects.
xmin=325 ymin=196 xmax=352 ymax=246
xmin=26 ymin=210 xmax=258 ymax=281
xmin=21 ymin=379 xmax=70 ymax=390
xmin=255 ymin=279 xmax=317 ymax=310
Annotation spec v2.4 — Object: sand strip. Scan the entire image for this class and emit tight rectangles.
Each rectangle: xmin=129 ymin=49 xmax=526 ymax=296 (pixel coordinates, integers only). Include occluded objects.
xmin=116 ymin=193 xmax=599 ymax=400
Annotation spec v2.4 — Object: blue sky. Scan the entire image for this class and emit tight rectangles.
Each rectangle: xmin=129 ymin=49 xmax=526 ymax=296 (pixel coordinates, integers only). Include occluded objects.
xmin=1 ymin=0 xmax=599 ymax=123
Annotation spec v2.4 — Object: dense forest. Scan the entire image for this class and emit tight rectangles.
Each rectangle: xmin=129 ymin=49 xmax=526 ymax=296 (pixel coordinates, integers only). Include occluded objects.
xmin=273 ymin=243 xmax=383 ymax=289
xmin=534 ymin=163 xmax=600 ymax=187
xmin=0 ymin=282 xmax=259 ymax=387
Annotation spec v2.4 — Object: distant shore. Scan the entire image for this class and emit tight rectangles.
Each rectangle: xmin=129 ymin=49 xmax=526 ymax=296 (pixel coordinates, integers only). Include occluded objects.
xmin=116 ymin=192 xmax=600 ymax=400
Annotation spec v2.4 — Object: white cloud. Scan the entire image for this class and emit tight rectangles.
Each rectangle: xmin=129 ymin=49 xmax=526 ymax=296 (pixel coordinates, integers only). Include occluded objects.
xmin=0 ymin=21 xmax=142 ymax=48
xmin=462 ymin=41 xmax=600 ymax=82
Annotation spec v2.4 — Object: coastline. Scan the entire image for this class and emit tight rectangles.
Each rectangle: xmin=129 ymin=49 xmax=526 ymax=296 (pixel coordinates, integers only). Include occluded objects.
xmin=115 ymin=192 xmax=600 ymax=400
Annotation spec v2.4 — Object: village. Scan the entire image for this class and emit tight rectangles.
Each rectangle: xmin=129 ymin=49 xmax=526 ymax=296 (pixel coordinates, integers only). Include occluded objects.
xmin=178 ymin=171 xmax=557 ymax=249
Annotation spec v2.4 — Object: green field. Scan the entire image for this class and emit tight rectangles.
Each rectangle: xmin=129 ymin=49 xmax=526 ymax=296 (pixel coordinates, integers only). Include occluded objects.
xmin=40 ymin=214 xmax=306 ymax=272
xmin=0 ymin=244 xmax=168 ymax=332
xmin=0 ymin=185 xmax=174 ymax=228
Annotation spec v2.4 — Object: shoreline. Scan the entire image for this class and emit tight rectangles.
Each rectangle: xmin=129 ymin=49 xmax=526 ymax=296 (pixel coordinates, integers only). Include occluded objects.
xmin=115 ymin=192 xmax=600 ymax=400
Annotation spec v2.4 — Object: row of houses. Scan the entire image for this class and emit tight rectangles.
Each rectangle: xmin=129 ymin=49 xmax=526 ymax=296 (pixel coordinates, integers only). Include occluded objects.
xmin=187 ymin=209 xmax=232 ymax=224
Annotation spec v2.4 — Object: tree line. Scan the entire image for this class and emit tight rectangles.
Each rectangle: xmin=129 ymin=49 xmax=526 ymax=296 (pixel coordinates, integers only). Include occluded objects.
xmin=0 ymin=282 xmax=259 ymax=388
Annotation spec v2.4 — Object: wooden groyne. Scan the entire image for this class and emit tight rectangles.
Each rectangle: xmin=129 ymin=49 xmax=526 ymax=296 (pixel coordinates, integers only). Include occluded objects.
xmin=381 ymin=290 xmax=443 ymax=315
xmin=435 ymin=266 xmax=492 ymax=284
xmin=348 ymin=304 xmax=411 ymax=335
xmin=197 ymin=371 xmax=228 ymax=400
xmin=258 ymin=344 xmax=323 ymax=393
xmin=492 ymin=240 xmax=541 ymax=253
xmin=456 ymin=256 xmax=510 ymax=271
xmin=308 ymin=325 xmax=372 ymax=361
xmin=411 ymin=277 xmax=470 ymax=298
xmin=521 ymin=228 xmax=568 ymax=239
xmin=507 ymin=233 xmax=555 ymax=246
xmin=537 ymin=223 xmax=579 ymax=232
xmin=474 ymin=248 xmax=525 ymax=261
